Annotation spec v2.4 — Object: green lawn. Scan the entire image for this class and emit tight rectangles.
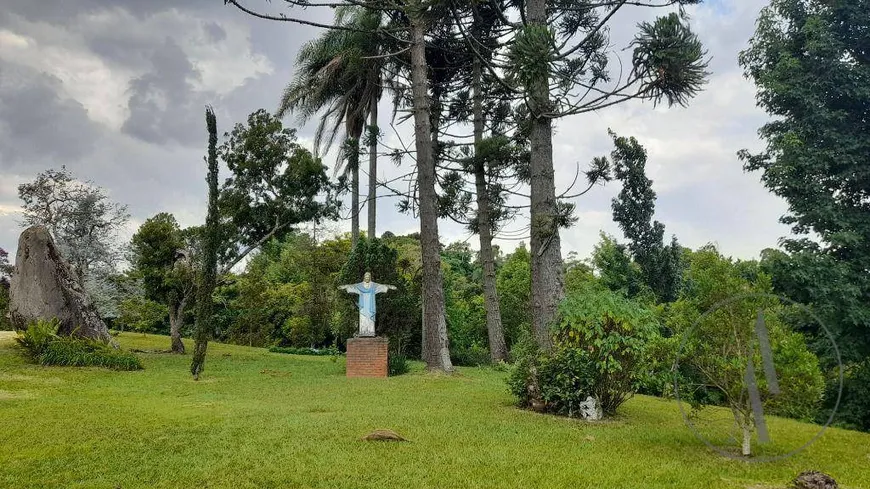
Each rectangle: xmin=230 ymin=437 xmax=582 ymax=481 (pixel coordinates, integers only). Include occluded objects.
xmin=1 ymin=332 xmax=868 ymax=489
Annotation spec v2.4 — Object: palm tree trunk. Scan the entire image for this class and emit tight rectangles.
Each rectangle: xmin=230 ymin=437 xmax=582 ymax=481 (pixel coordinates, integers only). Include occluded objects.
xmin=409 ymin=10 xmax=452 ymax=372
xmin=367 ymin=97 xmax=378 ymax=240
xmin=472 ymin=57 xmax=508 ymax=362
xmin=347 ymin=118 xmax=361 ymax=247
xmin=526 ymin=0 xmax=563 ymax=352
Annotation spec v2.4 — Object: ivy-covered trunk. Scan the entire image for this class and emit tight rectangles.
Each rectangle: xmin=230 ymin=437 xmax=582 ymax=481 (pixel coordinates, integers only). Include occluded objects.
xmin=190 ymin=106 xmax=221 ymax=380
xmin=526 ymin=0 xmax=563 ymax=351
xmin=472 ymin=57 xmax=507 ymax=362
xmin=409 ymin=7 xmax=452 ymax=372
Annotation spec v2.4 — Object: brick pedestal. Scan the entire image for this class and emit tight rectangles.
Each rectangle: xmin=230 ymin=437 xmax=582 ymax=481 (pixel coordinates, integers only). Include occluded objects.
xmin=346 ymin=336 xmax=388 ymax=378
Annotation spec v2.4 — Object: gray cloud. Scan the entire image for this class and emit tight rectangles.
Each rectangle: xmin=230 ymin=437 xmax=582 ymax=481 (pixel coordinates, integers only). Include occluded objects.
xmin=203 ymin=21 xmax=227 ymax=43
xmin=0 ymin=63 xmax=102 ymax=170
xmin=120 ymin=37 xmax=210 ymax=146
xmin=0 ymin=0 xmax=789 ymax=267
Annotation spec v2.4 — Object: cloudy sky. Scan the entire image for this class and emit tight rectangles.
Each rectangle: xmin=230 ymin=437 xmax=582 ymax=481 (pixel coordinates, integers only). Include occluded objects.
xmin=0 ymin=0 xmax=789 ymax=264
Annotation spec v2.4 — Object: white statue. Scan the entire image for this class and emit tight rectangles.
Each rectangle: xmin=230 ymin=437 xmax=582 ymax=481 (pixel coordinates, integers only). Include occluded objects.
xmin=579 ymin=396 xmax=602 ymax=420
xmin=338 ymin=272 xmax=396 ymax=337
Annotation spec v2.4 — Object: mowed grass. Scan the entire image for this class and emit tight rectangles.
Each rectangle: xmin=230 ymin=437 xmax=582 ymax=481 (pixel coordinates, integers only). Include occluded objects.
xmin=1 ymin=332 xmax=869 ymax=489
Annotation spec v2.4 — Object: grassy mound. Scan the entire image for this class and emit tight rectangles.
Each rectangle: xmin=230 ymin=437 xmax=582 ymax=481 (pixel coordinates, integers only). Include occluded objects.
xmin=0 ymin=333 xmax=868 ymax=489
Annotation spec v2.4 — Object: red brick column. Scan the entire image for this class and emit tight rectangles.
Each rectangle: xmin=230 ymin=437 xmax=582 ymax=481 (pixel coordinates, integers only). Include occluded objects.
xmin=346 ymin=337 xmax=389 ymax=378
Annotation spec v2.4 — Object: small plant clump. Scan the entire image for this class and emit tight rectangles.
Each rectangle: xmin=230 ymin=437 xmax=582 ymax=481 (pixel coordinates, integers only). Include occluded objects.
xmin=15 ymin=318 xmax=143 ymax=371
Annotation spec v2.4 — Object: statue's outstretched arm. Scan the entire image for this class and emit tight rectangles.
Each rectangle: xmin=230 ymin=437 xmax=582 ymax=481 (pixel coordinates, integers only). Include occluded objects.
xmin=338 ymin=284 xmax=359 ymax=294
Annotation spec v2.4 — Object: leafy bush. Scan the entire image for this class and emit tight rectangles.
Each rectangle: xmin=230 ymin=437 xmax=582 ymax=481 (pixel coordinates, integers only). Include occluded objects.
xmin=15 ymin=318 xmax=60 ymax=361
xmin=508 ymin=286 xmax=658 ymax=417
xmin=451 ymin=342 xmax=491 ymax=367
xmin=40 ymin=337 xmax=143 ymax=371
xmin=15 ymin=318 xmax=142 ymax=370
xmin=388 ymin=353 xmax=409 ymax=376
xmin=831 ymin=360 xmax=870 ymax=431
xmin=268 ymin=345 xmax=341 ymax=356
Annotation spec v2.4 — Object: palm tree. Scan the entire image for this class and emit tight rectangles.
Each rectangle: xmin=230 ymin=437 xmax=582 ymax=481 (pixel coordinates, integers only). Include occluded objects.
xmin=277 ymin=6 xmax=385 ymax=246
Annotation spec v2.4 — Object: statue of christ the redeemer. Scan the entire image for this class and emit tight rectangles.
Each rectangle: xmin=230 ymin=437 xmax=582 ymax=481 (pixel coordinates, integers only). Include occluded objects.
xmin=338 ymin=272 xmax=396 ymax=337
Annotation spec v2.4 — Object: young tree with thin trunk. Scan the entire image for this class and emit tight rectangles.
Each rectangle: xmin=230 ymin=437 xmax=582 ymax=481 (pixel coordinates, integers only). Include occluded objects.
xmin=191 ymin=106 xmax=221 ymax=380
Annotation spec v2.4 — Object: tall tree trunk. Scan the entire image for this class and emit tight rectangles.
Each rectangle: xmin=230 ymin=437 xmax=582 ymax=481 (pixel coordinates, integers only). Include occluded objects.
xmin=348 ymin=119 xmax=361 ymax=247
xmin=526 ymin=0 xmax=563 ymax=352
xmin=410 ymin=10 xmax=452 ymax=372
xmin=367 ymin=97 xmax=378 ymax=240
xmin=169 ymin=296 xmax=186 ymax=354
xmin=472 ymin=57 xmax=508 ymax=362
xmin=191 ymin=106 xmax=221 ymax=380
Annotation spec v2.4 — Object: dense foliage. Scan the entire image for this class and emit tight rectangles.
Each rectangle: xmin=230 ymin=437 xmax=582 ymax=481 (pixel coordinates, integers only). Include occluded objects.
xmin=15 ymin=318 xmax=142 ymax=370
xmin=129 ymin=213 xmax=194 ymax=353
xmin=662 ymin=246 xmax=824 ymax=455
xmin=217 ymin=109 xmax=340 ymax=270
xmin=509 ymin=285 xmax=658 ymax=417
xmin=739 ymin=0 xmax=870 ymax=431
xmin=608 ymin=132 xmax=683 ymax=303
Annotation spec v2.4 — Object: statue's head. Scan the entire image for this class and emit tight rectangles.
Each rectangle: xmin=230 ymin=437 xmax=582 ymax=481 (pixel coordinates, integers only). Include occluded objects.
xmin=364 ymin=271 xmax=372 ymax=283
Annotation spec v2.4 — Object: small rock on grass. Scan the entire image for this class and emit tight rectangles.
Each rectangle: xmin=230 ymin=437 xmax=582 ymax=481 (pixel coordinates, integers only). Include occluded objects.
xmin=790 ymin=471 xmax=838 ymax=489
xmin=361 ymin=429 xmax=409 ymax=442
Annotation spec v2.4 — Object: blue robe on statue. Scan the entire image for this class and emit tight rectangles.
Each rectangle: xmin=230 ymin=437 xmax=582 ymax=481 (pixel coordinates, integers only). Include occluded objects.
xmin=341 ymin=282 xmax=390 ymax=336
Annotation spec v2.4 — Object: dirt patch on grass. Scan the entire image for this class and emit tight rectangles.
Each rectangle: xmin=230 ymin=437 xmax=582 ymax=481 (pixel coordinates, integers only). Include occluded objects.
xmin=0 ymin=390 xmax=35 ymax=400
xmin=0 ymin=331 xmax=17 ymax=343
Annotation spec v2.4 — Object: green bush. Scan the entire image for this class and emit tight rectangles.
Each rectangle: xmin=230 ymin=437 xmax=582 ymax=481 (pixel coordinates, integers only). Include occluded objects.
xmin=39 ymin=337 xmax=143 ymax=370
xmin=15 ymin=319 xmax=60 ymax=361
xmin=388 ymin=352 xmax=409 ymax=376
xmin=451 ymin=343 xmax=491 ymax=367
xmin=15 ymin=318 xmax=142 ymax=371
xmin=508 ymin=286 xmax=658 ymax=417
xmin=268 ymin=345 xmax=341 ymax=356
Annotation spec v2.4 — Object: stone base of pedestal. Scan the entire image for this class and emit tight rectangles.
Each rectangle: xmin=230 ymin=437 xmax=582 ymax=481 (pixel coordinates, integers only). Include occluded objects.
xmin=346 ymin=336 xmax=388 ymax=378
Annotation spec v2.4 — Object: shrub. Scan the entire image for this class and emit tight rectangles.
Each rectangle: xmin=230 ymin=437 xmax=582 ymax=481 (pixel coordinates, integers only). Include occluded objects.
xmin=268 ymin=345 xmax=341 ymax=356
xmin=15 ymin=318 xmax=60 ymax=361
xmin=388 ymin=353 xmax=409 ymax=376
xmin=508 ymin=286 xmax=658 ymax=417
xmin=451 ymin=343 xmax=491 ymax=367
xmin=39 ymin=337 xmax=143 ymax=370
xmin=15 ymin=318 xmax=142 ymax=371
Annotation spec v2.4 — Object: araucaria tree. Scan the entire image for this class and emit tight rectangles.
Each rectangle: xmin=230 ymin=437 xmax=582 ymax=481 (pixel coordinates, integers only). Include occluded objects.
xmin=739 ymin=0 xmax=870 ymax=431
xmin=227 ymin=0 xmax=456 ymax=371
xmin=191 ymin=107 xmax=221 ymax=380
xmin=130 ymin=213 xmax=195 ymax=353
xmin=497 ymin=1 xmax=709 ymax=349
